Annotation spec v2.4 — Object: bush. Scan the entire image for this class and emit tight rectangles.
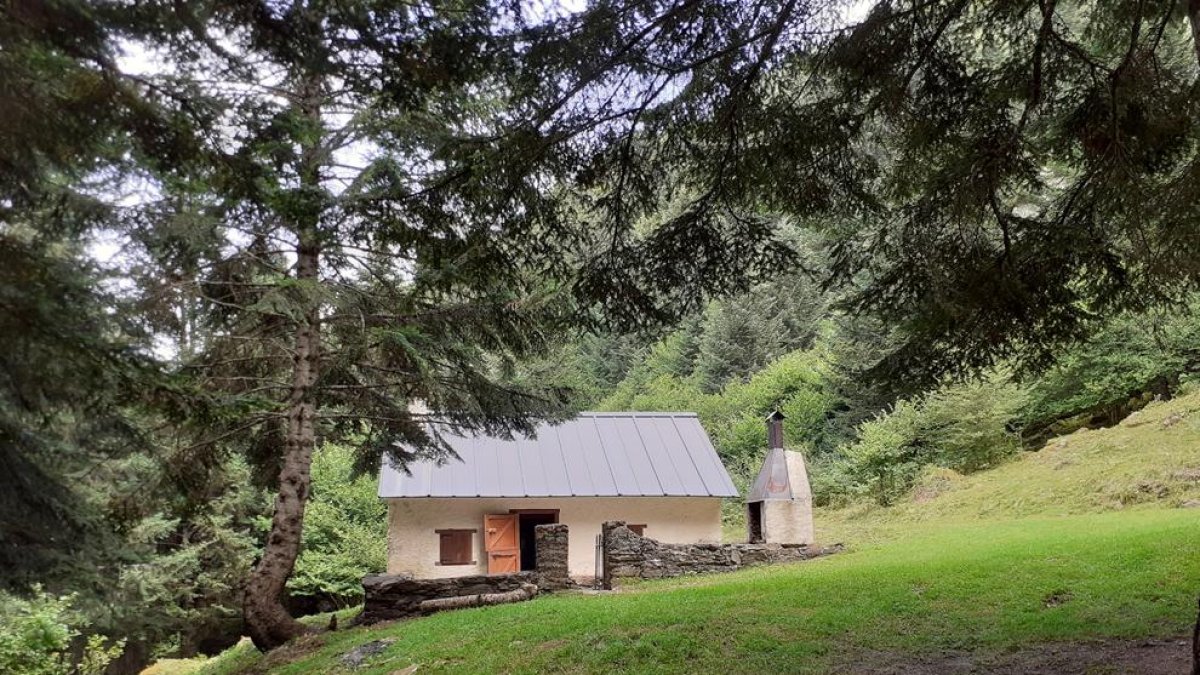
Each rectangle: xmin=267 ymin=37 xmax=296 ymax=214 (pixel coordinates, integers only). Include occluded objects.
xmin=0 ymin=589 xmax=123 ymax=675
xmin=1020 ymin=306 xmax=1200 ymax=442
xmin=836 ymin=378 xmax=1026 ymax=505
xmin=287 ymin=443 xmax=387 ymax=606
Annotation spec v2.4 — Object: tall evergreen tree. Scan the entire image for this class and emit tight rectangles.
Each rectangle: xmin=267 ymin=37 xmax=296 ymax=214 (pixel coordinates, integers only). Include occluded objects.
xmin=110 ymin=0 xmax=808 ymax=649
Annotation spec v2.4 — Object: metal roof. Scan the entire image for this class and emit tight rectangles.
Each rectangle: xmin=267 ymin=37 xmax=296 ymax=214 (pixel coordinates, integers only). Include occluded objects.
xmin=378 ymin=412 xmax=739 ymax=498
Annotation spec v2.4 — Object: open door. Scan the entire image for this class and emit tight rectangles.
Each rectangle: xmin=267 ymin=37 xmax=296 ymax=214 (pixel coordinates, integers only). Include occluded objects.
xmin=484 ymin=513 xmax=519 ymax=574
xmin=747 ymin=502 xmax=764 ymax=543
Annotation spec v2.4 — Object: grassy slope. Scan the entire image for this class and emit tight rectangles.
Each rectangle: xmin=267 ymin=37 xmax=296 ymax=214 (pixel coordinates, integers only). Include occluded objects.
xmin=819 ymin=392 xmax=1200 ymax=545
xmin=196 ymin=394 xmax=1200 ymax=674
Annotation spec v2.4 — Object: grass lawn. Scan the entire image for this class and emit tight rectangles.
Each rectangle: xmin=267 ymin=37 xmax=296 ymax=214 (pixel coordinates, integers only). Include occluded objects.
xmin=200 ymin=508 xmax=1200 ymax=674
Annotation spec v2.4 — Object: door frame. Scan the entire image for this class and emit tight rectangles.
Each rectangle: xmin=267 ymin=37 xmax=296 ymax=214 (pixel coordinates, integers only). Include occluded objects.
xmin=509 ymin=509 xmax=560 ymax=572
xmin=507 ymin=508 xmax=560 ymax=521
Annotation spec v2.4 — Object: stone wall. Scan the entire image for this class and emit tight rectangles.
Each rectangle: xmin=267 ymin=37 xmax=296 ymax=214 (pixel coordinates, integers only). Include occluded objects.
xmin=534 ymin=523 xmax=572 ymax=590
xmin=361 ymin=572 xmax=538 ymax=624
xmin=601 ymin=521 xmax=841 ymax=588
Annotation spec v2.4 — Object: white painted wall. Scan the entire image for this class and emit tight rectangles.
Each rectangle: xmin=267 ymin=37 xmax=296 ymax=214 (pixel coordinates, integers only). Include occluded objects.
xmin=385 ymin=496 xmax=723 ymax=579
xmin=760 ymin=450 xmax=815 ymax=545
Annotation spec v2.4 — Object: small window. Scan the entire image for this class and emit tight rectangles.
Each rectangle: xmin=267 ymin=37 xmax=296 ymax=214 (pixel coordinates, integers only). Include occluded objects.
xmin=437 ymin=529 xmax=476 ymax=565
xmin=627 ymin=524 xmax=646 ymax=536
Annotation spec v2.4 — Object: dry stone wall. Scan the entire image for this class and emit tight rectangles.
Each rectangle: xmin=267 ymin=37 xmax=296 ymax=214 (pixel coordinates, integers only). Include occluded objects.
xmin=600 ymin=521 xmax=842 ymax=588
xmin=534 ymin=523 xmax=572 ymax=590
xmin=360 ymin=572 xmax=538 ymax=624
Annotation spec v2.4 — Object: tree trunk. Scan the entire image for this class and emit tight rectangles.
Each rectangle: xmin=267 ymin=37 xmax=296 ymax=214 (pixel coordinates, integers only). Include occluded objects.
xmin=243 ymin=238 xmax=321 ymax=651
xmin=243 ymin=71 xmax=325 ymax=651
xmin=417 ymin=584 xmax=538 ymax=615
xmin=1189 ymin=0 xmax=1200 ymax=71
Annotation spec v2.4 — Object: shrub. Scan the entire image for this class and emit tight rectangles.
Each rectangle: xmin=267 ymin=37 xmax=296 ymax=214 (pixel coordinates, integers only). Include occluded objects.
xmin=287 ymin=443 xmax=387 ymax=605
xmin=836 ymin=378 xmax=1026 ymax=505
xmin=0 ymin=588 xmax=123 ymax=675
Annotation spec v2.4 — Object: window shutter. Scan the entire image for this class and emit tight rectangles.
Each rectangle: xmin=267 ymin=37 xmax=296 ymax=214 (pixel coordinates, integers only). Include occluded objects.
xmin=437 ymin=529 xmax=475 ymax=565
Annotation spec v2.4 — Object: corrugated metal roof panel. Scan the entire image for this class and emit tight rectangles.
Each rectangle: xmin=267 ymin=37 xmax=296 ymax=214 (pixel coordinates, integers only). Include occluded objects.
xmin=378 ymin=412 xmax=739 ymax=498
xmin=673 ymin=415 xmax=739 ymax=497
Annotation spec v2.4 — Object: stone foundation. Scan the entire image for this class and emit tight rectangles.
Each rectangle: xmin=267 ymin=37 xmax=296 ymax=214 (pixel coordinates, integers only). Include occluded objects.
xmin=601 ymin=521 xmax=841 ymax=589
xmin=534 ymin=523 xmax=572 ymax=590
xmin=360 ymin=572 xmax=538 ymax=624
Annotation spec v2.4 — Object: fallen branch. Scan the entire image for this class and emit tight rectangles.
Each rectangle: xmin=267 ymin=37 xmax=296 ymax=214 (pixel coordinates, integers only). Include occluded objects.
xmin=418 ymin=583 xmax=538 ymax=615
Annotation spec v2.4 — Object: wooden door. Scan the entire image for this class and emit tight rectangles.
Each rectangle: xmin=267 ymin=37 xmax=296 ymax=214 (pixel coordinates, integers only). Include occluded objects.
xmin=484 ymin=513 xmax=519 ymax=574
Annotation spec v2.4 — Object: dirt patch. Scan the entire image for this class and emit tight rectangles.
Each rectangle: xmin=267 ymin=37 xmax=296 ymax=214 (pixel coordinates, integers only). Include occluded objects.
xmin=834 ymin=636 xmax=1191 ymax=674
xmin=228 ymin=634 xmax=328 ymax=674
xmin=1041 ymin=589 xmax=1072 ymax=608
xmin=1172 ymin=468 xmax=1200 ymax=482
xmin=1161 ymin=411 xmax=1187 ymax=429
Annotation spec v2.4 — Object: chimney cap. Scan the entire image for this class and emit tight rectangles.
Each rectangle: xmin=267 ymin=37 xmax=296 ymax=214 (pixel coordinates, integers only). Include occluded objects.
xmin=765 ymin=410 xmax=786 ymax=421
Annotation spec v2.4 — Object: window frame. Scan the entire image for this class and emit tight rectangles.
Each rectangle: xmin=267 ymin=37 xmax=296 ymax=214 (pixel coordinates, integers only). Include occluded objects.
xmin=435 ymin=528 xmax=477 ymax=566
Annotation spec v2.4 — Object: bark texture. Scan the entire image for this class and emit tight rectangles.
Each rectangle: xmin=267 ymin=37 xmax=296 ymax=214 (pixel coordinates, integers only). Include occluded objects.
xmin=418 ymin=584 xmax=538 ymax=614
xmin=1190 ymin=0 xmax=1200 ymax=70
xmin=243 ymin=73 xmax=325 ymax=650
xmin=243 ymin=239 xmax=321 ymax=651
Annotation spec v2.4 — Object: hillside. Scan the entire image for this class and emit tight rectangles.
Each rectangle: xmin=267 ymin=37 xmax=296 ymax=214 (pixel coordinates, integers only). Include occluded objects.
xmin=819 ymin=391 xmax=1200 ymax=545
xmin=182 ymin=396 xmax=1200 ymax=674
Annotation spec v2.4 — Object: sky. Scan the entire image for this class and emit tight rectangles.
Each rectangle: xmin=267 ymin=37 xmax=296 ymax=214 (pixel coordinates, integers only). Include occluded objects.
xmin=92 ymin=0 xmax=879 ymax=268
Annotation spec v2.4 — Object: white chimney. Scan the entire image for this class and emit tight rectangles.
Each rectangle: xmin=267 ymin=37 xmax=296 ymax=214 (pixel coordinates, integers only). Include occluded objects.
xmin=745 ymin=411 xmax=815 ymax=545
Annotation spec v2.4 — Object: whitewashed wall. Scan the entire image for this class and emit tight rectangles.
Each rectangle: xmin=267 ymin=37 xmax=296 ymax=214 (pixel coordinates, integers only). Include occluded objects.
xmin=385 ymin=496 xmax=723 ymax=578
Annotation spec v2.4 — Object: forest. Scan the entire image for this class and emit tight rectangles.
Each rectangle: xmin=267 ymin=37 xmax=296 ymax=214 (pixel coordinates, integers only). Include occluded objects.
xmin=4 ymin=0 xmax=1200 ymax=673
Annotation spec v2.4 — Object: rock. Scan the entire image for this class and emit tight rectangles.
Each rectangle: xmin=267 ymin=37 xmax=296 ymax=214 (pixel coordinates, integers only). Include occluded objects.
xmin=1180 ymin=500 xmax=1200 ymax=509
xmin=1161 ymin=412 xmax=1185 ymax=429
xmin=340 ymin=639 xmax=395 ymax=668
xmin=1137 ymin=480 xmax=1170 ymax=497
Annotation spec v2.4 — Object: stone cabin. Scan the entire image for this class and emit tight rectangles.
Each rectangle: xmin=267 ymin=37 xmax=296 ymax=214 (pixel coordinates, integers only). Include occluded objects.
xmin=378 ymin=412 xmax=739 ymax=580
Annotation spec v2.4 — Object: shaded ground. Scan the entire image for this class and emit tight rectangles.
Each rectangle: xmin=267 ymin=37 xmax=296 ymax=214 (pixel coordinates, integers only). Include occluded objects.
xmin=841 ymin=637 xmax=1191 ymax=674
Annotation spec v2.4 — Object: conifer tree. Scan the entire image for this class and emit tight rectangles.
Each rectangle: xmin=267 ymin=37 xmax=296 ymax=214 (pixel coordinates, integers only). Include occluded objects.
xmin=110 ymin=1 xmax=809 ymax=649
